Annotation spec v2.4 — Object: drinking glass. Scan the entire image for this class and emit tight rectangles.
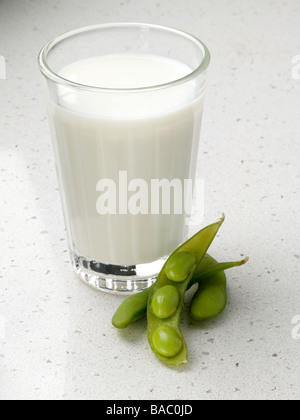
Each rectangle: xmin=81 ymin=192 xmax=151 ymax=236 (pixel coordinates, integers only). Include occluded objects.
xmin=38 ymin=23 xmax=210 ymax=293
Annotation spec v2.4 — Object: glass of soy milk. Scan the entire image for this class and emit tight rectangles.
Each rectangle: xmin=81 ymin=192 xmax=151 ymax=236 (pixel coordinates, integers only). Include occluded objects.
xmin=38 ymin=23 xmax=210 ymax=293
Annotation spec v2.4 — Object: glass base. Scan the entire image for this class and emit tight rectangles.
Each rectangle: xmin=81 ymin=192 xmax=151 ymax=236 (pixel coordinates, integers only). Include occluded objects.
xmin=71 ymin=251 xmax=166 ymax=294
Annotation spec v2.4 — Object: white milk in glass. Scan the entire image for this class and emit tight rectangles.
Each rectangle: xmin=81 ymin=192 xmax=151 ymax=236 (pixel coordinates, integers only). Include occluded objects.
xmin=48 ymin=55 xmax=204 ymax=266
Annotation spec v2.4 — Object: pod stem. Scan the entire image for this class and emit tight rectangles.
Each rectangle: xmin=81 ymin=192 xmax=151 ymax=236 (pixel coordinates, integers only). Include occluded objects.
xmin=188 ymin=255 xmax=249 ymax=288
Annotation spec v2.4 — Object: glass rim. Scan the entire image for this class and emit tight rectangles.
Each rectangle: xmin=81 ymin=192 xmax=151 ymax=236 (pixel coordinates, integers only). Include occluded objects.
xmin=38 ymin=22 xmax=210 ymax=93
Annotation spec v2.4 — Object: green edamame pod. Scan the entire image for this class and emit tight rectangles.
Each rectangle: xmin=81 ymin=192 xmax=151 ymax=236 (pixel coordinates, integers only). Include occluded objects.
xmin=112 ymin=253 xmax=248 ymax=329
xmin=112 ymin=289 xmax=149 ymax=329
xmin=190 ymin=270 xmax=227 ymax=321
xmin=147 ymin=216 xmax=225 ymax=366
xmin=190 ymin=254 xmax=248 ymax=320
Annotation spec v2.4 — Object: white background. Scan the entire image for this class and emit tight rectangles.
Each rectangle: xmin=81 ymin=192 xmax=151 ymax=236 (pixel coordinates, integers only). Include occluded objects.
xmin=0 ymin=0 xmax=299 ymax=400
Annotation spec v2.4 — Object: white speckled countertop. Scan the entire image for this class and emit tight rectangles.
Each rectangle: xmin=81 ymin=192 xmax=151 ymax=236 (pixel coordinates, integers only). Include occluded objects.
xmin=0 ymin=0 xmax=299 ymax=401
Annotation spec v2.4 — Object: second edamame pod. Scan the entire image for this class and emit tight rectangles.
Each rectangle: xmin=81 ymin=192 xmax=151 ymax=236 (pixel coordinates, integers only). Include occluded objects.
xmin=190 ymin=254 xmax=249 ymax=321
xmin=147 ymin=216 xmax=225 ymax=366
xmin=190 ymin=270 xmax=227 ymax=321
